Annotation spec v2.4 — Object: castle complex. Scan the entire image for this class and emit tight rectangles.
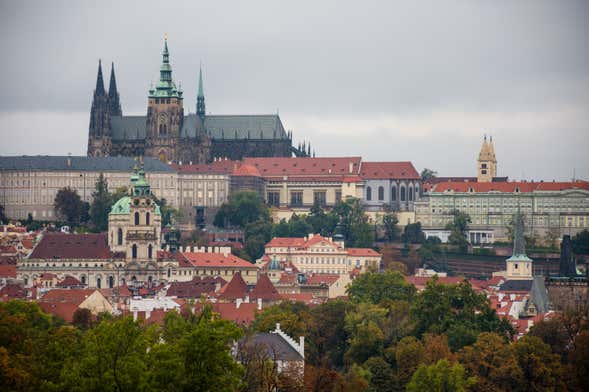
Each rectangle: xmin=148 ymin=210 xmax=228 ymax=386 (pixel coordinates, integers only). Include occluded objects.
xmin=87 ymin=37 xmax=305 ymax=163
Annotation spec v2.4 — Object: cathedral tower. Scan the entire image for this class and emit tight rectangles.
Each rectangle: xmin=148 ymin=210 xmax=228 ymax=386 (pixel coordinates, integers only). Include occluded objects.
xmin=108 ymin=62 xmax=122 ymax=116
xmin=145 ymin=36 xmax=184 ymax=162
xmin=477 ymin=135 xmax=497 ymax=182
xmin=87 ymin=60 xmax=112 ymax=156
xmin=197 ymin=66 xmax=205 ymax=120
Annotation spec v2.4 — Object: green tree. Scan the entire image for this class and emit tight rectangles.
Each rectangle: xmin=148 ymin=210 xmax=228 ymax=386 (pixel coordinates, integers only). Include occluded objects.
xmin=446 ymin=210 xmax=470 ymax=252
xmin=459 ymin=332 xmax=523 ymax=391
xmin=395 ymin=336 xmax=425 ymax=386
xmin=334 ymin=198 xmax=375 ymax=247
xmin=407 ymin=359 xmax=475 ymax=392
xmin=89 ymin=173 xmax=111 ymax=231
xmin=214 ymin=191 xmax=270 ymax=228
xmin=54 ymin=187 xmax=86 ymax=227
xmin=364 ymin=356 xmax=398 ymax=392
xmin=513 ymin=335 xmax=566 ymax=391
xmin=420 ymin=168 xmax=437 ymax=182
xmin=344 ymin=303 xmax=389 ymax=364
xmin=402 ymin=222 xmax=425 ymax=244
xmin=251 ymin=301 xmax=311 ymax=339
xmin=382 ymin=213 xmax=399 ymax=242
xmin=571 ymin=229 xmax=589 ymax=255
xmin=347 ymin=271 xmax=416 ymax=305
xmin=306 ymin=300 xmax=352 ymax=369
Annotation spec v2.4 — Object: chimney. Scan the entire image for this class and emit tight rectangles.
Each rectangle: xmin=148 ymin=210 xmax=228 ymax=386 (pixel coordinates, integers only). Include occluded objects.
xmin=299 ymin=336 xmax=305 ymax=357
xmin=276 ymin=322 xmax=281 ymax=331
xmin=257 ymin=298 xmax=262 ymax=310
xmin=349 ymin=162 xmax=354 ymax=174
xmin=236 ymin=298 xmax=242 ymax=308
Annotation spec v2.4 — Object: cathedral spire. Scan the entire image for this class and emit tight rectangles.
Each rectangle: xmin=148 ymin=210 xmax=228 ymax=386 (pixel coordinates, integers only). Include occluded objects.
xmin=108 ymin=62 xmax=122 ymax=116
xmin=197 ymin=65 xmax=206 ymax=120
xmin=95 ymin=60 xmax=105 ymax=96
xmin=150 ymin=35 xmax=181 ymax=98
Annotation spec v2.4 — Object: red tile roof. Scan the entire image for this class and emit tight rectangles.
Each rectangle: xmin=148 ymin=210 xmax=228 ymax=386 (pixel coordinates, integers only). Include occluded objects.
xmin=243 ymin=157 xmax=362 ymax=180
xmin=166 ymin=277 xmax=223 ymax=298
xmin=266 ymin=237 xmax=307 ymax=248
xmin=0 ymin=283 xmax=26 ymax=300
xmin=429 ymin=180 xmax=589 ymax=194
xmin=57 ymin=275 xmax=83 ymax=288
xmin=169 ymin=160 xmax=236 ymax=175
xmin=183 ymin=252 xmax=257 ymax=269
xmin=305 ymin=274 xmax=341 ymax=286
xmin=40 ymin=289 xmax=98 ymax=306
xmin=347 ymin=248 xmax=381 ymax=257
xmin=233 ymin=163 xmax=262 ymax=177
xmin=360 ymin=162 xmax=420 ymax=180
xmin=29 ymin=233 xmax=112 ymax=260
xmin=250 ymin=274 xmax=281 ymax=301
xmin=0 ymin=265 xmax=16 ymax=278
xmin=40 ymin=273 xmax=57 ymax=280
xmin=218 ymin=273 xmax=249 ymax=300
xmin=212 ymin=302 xmax=258 ymax=326
xmin=38 ymin=301 xmax=79 ymax=323
xmin=0 ymin=246 xmax=18 ymax=254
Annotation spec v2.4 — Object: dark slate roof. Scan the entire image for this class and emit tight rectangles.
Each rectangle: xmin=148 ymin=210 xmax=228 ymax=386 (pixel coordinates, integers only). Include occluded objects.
xmin=29 ymin=233 xmax=112 ymax=260
xmin=499 ymin=279 xmax=533 ymax=292
xmin=530 ymin=277 xmax=550 ymax=313
xmin=0 ymin=156 xmax=174 ymax=172
xmin=111 ymin=116 xmax=146 ymax=140
xmin=110 ymin=114 xmax=287 ymax=141
xmin=205 ymin=114 xmax=287 ymax=140
xmin=246 ymin=333 xmax=303 ymax=361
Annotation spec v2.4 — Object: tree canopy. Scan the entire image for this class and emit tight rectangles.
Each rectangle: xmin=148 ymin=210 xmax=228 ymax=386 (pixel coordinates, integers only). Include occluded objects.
xmin=54 ymin=187 xmax=88 ymax=227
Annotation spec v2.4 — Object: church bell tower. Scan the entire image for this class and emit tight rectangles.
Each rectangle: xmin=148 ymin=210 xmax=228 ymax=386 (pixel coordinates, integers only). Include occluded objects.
xmin=477 ymin=135 xmax=497 ymax=182
xmin=145 ymin=36 xmax=184 ymax=162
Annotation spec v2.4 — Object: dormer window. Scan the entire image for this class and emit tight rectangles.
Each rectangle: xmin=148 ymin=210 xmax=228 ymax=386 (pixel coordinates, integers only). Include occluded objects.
xmin=515 ymin=187 xmax=520 ymax=193
xmin=469 ymin=187 xmax=474 ymax=193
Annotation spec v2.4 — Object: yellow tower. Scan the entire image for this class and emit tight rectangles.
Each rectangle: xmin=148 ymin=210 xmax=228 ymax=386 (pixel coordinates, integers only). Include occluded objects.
xmin=477 ymin=135 xmax=497 ymax=182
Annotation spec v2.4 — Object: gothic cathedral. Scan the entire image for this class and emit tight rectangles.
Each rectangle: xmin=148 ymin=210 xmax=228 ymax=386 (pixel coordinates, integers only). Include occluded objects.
xmin=88 ymin=37 xmax=307 ymax=163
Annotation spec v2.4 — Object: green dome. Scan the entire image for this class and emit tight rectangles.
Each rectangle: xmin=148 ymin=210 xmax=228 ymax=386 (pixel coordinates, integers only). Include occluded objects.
xmin=110 ymin=196 xmax=161 ymax=216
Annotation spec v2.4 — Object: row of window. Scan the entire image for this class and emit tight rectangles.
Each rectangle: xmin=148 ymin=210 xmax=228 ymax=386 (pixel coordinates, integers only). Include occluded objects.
xmin=366 ymin=185 xmax=419 ymax=202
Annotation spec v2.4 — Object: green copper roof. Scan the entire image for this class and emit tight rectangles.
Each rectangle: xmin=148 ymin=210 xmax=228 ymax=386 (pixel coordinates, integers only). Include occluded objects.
xmin=149 ymin=37 xmax=183 ymax=99
xmin=198 ymin=66 xmax=204 ymax=98
xmin=110 ymin=196 xmax=161 ymax=215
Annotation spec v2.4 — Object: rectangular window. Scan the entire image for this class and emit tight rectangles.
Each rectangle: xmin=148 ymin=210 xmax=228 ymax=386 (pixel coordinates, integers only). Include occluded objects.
xmin=267 ymin=192 xmax=280 ymax=207
xmin=290 ymin=191 xmax=303 ymax=207
xmin=314 ymin=191 xmax=327 ymax=206
xmin=335 ymin=191 xmax=342 ymax=203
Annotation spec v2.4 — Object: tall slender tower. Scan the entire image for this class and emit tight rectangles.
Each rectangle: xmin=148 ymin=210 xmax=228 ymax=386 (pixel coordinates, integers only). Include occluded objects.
xmin=197 ymin=66 xmax=205 ymax=121
xmin=87 ymin=60 xmax=112 ymax=156
xmin=145 ymin=36 xmax=184 ymax=162
xmin=108 ymin=62 xmax=122 ymax=116
xmin=477 ymin=135 xmax=497 ymax=182
xmin=505 ymin=209 xmax=533 ymax=280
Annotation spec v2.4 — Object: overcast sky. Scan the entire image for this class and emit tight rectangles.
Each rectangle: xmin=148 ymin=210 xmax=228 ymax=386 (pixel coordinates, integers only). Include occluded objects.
xmin=1 ymin=0 xmax=588 ymax=180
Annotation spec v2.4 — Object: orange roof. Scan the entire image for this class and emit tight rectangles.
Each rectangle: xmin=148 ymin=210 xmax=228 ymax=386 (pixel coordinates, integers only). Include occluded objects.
xmin=218 ymin=273 xmax=248 ymax=300
xmin=360 ymin=162 xmax=420 ymax=180
xmin=212 ymin=302 xmax=258 ymax=326
xmin=347 ymin=248 xmax=381 ymax=257
xmin=243 ymin=157 xmax=362 ymax=180
xmin=306 ymin=274 xmax=341 ymax=286
xmin=233 ymin=163 xmax=261 ymax=177
xmin=38 ymin=301 xmax=79 ymax=323
xmin=40 ymin=289 xmax=98 ymax=306
xmin=249 ymin=274 xmax=281 ymax=301
xmin=183 ymin=252 xmax=256 ymax=269
xmin=0 ymin=265 xmax=16 ymax=278
xmin=266 ymin=237 xmax=307 ymax=248
xmin=429 ymin=180 xmax=589 ymax=194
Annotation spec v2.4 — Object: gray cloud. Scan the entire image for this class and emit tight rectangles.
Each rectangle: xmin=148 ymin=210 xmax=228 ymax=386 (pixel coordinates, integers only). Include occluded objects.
xmin=1 ymin=0 xmax=588 ymax=179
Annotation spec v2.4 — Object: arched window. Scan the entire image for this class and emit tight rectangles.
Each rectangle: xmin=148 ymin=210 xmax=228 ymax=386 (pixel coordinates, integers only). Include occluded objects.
xmin=146 ymin=212 xmax=150 ymax=226
xmin=392 ymin=186 xmax=397 ymax=201
xmin=378 ymin=186 xmax=384 ymax=201
xmin=109 ymin=276 xmax=114 ymax=289
xmin=117 ymin=228 xmax=123 ymax=245
xmin=167 ymin=268 xmax=171 ymax=278
xmin=409 ymin=187 xmax=414 ymax=201
xmin=366 ymin=186 xmax=372 ymax=201
xmin=134 ymin=212 xmax=139 ymax=225
xmin=415 ymin=186 xmax=420 ymax=198
xmin=96 ymin=277 xmax=101 ymax=289
xmin=81 ymin=275 xmax=86 ymax=285
xmin=400 ymin=186 xmax=406 ymax=201
xmin=159 ymin=124 xmax=163 ymax=134
xmin=163 ymin=124 xmax=167 ymax=134
xmin=132 ymin=244 xmax=137 ymax=259
xmin=148 ymin=244 xmax=153 ymax=259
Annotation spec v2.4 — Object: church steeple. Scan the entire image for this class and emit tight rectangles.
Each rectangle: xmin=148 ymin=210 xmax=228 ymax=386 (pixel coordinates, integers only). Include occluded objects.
xmin=149 ymin=35 xmax=182 ymax=99
xmin=505 ymin=208 xmax=533 ymax=280
xmin=108 ymin=62 xmax=122 ymax=116
xmin=477 ymin=134 xmax=497 ymax=182
xmin=95 ymin=60 xmax=106 ymax=96
xmin=197 ymin=65 xmax=205 ymax=120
